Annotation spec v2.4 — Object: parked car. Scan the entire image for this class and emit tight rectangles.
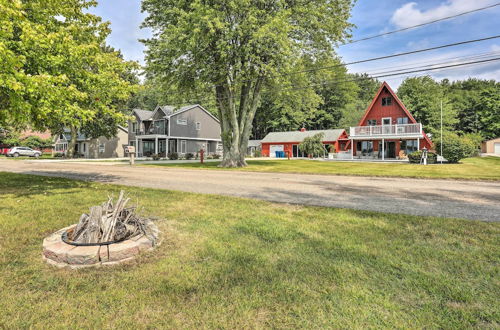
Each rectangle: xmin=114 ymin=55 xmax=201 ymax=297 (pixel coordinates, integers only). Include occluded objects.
xmin=6 ymin=147 xmax=42 ymax=158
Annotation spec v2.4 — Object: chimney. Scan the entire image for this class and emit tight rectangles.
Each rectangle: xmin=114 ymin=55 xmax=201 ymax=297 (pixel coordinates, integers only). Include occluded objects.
xmin=300 ymin=127 xmax=306 ymax=132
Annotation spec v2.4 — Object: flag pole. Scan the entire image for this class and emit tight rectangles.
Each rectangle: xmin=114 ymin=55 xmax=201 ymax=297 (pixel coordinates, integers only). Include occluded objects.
xmin=440 ymin=100 xmax=443 ymax=164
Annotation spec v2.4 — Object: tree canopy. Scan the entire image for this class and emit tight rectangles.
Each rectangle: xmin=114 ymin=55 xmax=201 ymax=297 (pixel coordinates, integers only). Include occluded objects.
xmin=0 ymin=0 xmax=139 ymax=156
xmin=142 ymin=0 xmax=355 ymax=166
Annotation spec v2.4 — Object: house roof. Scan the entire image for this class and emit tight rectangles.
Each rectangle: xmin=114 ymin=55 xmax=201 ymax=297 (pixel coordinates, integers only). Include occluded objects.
xmin=358 ymin=81 xmax=432 ymax=146
xmin=247 ymin=140 xmax=261 ymax=147
xmin=133 ymin=109 xmax=154 ymax=121
xmin=262 ymin=129 xmax=345 ymax=143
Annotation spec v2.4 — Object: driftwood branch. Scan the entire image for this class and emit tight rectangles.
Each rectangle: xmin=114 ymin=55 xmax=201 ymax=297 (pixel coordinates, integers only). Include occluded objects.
xmin=70 ymin=190 xmax=159 ymax=244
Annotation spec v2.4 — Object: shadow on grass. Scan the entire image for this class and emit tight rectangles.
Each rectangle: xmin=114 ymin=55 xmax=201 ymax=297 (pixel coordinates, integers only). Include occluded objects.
xmin=0 ymin=172 xmax=105 ymax=197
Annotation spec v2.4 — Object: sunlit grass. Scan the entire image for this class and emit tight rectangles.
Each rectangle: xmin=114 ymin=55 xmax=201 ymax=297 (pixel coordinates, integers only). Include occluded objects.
xmin=145 ymin=156 xmax=500 ymax=180
xmin=0 ymin=172 xmax=499 ymax=328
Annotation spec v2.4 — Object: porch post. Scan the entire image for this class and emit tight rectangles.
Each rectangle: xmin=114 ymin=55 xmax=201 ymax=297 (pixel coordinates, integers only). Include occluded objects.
xmin=155 ymin=137 xmax=158 ymax=154
xmin=417 ymin=138 xmax=420 ymax=150
xmin=135 ymin=137 xmax=139 ymax=157
xmin=351 ymin=139 xmax=354 ymax=159
xmin=382 ymin=138 xmax=385 ymax=161
xmin=166 ymin=138 xmax=169 ymax=155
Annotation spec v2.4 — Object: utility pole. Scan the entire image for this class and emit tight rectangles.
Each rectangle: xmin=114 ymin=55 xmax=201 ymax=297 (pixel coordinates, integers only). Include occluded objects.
xmin=440 ymin=100 xmax=443 ymax=164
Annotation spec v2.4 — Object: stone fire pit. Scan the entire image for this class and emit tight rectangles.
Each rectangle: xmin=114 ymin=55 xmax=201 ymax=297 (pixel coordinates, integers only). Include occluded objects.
xmin=42 ymin=191 xmax=159 ymax=269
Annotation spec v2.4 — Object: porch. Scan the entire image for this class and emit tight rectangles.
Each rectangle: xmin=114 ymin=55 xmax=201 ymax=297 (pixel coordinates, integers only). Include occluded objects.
xmin=132 ymin=136 xmax=220 ymax=158
xmin=349 ymin=137 xmax=421 ymax=160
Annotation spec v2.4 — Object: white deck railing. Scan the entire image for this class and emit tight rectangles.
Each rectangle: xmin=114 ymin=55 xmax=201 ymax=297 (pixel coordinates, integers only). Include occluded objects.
xmin=349 ymin=123 xmax=422 ymax=138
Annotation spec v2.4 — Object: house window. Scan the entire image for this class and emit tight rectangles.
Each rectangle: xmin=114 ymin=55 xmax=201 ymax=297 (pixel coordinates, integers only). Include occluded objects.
xmin=180 ymin=140 xmax=187 ymax=153
xmin=401 ymin=140 xmax=418 ymax=155
xmin=397 ymin=117 xmax=409 ymax=124
xmin=382 ymin=97 xmax=392 ymax=106
xmin=132 ymin=122 xmax=137 ymax=133
xmin=177 ymin=118 xmax=187 ymax=125
xmin=99 ymin=143 xmax=105 ymax=153
xmin=196 ymin=122 xmax=201 ymax=130
xmin=357 ymin=141 xmax=373 ymax=156
xmin=367 ymin=119 xmax=377 ymax=126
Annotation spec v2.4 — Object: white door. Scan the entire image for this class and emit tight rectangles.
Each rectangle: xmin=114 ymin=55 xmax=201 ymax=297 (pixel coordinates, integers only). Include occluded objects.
xmin=494 ymin=143 xmax=500 ymax=154
xmin=269 ymin=145 xmax=284 ymax=158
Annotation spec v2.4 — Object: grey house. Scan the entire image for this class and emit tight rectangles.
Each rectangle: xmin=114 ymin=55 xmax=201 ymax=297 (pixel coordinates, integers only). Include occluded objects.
xmin=129 ymin=104 xmax=222 ymax=157
xmin=53 ymin=126 xmax=129 ymax=159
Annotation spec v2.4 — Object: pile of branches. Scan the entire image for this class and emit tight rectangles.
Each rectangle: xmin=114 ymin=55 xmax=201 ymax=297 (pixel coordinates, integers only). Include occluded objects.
xmin=69 ymin=191 xmax=159 ymax=244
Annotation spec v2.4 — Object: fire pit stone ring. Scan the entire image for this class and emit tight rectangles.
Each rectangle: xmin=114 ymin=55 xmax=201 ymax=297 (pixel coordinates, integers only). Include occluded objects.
xmin=42 ymin=224 xmax=156 ymax=269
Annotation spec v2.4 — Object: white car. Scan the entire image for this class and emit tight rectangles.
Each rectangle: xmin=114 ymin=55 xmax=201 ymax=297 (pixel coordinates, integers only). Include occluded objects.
xmin=7 ymin=147 xmax=42 ymax=158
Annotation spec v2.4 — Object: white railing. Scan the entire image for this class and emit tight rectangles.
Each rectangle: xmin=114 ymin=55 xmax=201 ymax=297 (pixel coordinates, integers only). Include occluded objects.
xmin=350 ymin=123 xmax=422 ymax=137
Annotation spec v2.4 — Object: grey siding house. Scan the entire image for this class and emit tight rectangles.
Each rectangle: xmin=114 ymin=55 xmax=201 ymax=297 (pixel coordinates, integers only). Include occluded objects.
xmin=129 ymin=104 xmax=222 ymax=157
xmin=53 ymin=126 xmax=129 ymax=159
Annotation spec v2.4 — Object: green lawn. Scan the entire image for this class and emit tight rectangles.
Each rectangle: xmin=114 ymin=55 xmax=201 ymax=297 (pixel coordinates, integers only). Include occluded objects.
xmin=0 ymin=172 xmax=499 ymax=328
xmin=145 ymin=156 xmax=500 ymax=180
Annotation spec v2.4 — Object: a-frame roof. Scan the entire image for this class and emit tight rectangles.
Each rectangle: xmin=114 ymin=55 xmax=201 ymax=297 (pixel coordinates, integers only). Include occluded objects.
xmin=358 ymin=81 xmax=419 ymax=125
xmin=358 ymin=81 xmax=432 ymax=145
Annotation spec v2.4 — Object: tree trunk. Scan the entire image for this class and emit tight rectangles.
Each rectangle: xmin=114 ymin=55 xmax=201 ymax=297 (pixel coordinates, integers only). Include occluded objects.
xmin=67 ymin=126 xmax=77 ymax=158
xmin=216 ymin=77 xmax=263 ymax=168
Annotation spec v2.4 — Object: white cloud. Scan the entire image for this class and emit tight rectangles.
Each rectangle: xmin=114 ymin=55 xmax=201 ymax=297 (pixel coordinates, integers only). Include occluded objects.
xmin=391 ymin=0 xmax=497 ymax=29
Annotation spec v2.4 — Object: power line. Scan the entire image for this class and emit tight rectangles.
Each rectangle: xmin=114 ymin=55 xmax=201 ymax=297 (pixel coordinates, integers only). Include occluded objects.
xmin=158 ymin=35 xmax=500 ymax=102
xmin=284 ymin=57 xmax=500 ymax=93
xmin=161 ymin=56 xmax=500 ymax=106
xmin=158 ymin=35 xmax=500 ymax=104
xmin=286 ymin=35 xmax=500 ymax=76
xmin=343 ymin=3 xmax=500 ymax=45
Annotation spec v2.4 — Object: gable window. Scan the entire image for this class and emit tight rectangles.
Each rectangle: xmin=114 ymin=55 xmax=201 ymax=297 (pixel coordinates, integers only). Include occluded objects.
xmin=367 ymin=119 xmax=377 ymax=126
xmin=397 ymin=117 xmax=409 ymax=124
xmin=196 ymin=122 xmax=201 ymax=130
xmin=132 ymin=122 xmax=137 ymax=133
xmin=382 ymin=97 xmax=392 ymax=106
xmin=99 ymin=143 xmax=105 ymax=153
xmin=177 ymin=118 xmax=187 ymax=125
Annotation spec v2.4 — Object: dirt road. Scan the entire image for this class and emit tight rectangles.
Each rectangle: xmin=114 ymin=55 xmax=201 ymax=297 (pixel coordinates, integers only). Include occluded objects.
xmin=1 ymin=159 xmax=499 ymax=221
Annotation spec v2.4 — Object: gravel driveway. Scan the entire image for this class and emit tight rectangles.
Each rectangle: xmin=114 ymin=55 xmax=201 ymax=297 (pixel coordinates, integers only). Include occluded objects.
xmin=1 ymin=159 xmax=499 ymax=222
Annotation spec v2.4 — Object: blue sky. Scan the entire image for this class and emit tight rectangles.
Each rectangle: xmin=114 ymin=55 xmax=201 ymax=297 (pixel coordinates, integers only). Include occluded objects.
xmin=90 ymin=0 xmax=500 ymax=88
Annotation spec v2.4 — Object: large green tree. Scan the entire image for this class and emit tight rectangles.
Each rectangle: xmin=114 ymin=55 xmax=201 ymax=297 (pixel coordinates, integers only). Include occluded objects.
xmin=443 ymin=78 xmax=500 ymax=139
xmin=397 ymin=76 xmax=457 ymax=138
xmin=0 ymin=0 xmax=138 ymax=157
xmin=142 ymin=0 xmax=354 ymax=167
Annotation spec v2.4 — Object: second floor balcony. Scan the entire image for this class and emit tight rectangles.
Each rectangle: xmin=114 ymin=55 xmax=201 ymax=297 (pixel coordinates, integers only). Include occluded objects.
xmin=349 ymin=123 xmax=423 ymax=139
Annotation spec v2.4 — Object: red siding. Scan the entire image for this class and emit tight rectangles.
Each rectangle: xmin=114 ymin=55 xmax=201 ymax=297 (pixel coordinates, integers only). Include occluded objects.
xmin=360 ymin=89 xmax=412 ymax=126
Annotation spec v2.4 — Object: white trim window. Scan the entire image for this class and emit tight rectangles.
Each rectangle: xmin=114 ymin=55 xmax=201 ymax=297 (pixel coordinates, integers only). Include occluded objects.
xmin=180 ymin=140 xmax=187 ymax=153
xmin=55 ymin=143 xmax=68 ymax=152
xmin=196 ymin=122 xmax=201 ymax=130
xmin=177 ymin=118 xmax=187 ymax=125
xmin=99 ymin=143 xmax=105 ymax=153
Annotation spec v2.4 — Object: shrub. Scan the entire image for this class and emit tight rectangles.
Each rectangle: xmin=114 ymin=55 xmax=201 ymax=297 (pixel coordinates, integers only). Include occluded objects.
xmin=408 ymin=150 xmax=437 ymax=164
xmin=434 ymin=133 xmax=478 ymax=163
xmin=54 ymin=153 xmax=65 ymax=158
xmin=152 ymin=153 xmax=161 ymax=161
xmin=299 ymin=133 xmax=325 ymax=158
xmin=167 ymin=152 xmax=178 ymax=160
xmin=254 ymin=149 xmax=262 ymax=157
xmin=185 ymin=153 xmax=194 ymax=160
xmin=211 ymin=153 xmax=221 ymax=159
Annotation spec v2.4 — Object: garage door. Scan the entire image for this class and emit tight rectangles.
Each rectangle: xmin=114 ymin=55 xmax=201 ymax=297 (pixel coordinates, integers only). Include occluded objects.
xmin=269 ymin=145 xmax=284 ymax=158
xmin=494 ymin=143 xmax=500 ymax=155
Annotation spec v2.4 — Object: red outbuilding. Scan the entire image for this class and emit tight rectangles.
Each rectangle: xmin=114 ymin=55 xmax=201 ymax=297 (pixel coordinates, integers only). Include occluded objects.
xmin=261 ymin=128 xmax=349 ymax=158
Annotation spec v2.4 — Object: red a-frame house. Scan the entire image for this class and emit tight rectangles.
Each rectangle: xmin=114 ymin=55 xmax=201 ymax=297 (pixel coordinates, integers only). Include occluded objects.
xmin=349 ymin=82 xmax=432 ymax=160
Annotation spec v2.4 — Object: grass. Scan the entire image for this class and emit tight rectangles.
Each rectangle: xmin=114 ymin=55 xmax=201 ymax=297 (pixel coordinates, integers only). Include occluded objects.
xmin=1 ymin=173 xmax=499 ymax=328
xmin=145 ymin=156 xmax=500 ymax=180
